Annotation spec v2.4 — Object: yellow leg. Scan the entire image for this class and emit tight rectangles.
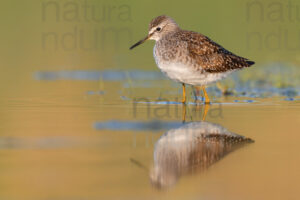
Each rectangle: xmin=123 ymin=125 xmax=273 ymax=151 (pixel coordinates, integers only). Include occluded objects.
xmin=181 ymin=83 xmax=186 ymax=104
xmin=216 ymin=82 xmax=225 ymax=93
xmin=216 ymin=82 xmax=232 ymax=95
xmin=182 ymin=104 xmax=186 ymax=123
xmin=202 ymin=86 xmax=210 ymax=104
xmin=202 ymin=104 xmax=210 ymax=121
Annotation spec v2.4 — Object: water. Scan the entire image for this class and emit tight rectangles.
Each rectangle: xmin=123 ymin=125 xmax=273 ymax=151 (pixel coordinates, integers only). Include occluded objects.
xmin=0 ymin=68 xmax=299 ymax=200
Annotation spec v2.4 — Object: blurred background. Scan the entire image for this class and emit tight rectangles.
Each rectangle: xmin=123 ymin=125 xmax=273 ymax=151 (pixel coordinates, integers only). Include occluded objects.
xmin=0 ymin=0 xmax=299 ymax=200
xmin=1 ymin=0 xmax=300 ymax=97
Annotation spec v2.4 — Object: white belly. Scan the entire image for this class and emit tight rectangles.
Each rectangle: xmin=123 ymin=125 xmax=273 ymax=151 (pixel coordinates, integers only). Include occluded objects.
xmin=156 ymin=62 xmax=232 ymax=86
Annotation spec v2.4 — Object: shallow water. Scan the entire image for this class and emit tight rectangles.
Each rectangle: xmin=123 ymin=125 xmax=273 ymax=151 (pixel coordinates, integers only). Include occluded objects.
xmin=0 ymin=68 xmax=299 ymax=200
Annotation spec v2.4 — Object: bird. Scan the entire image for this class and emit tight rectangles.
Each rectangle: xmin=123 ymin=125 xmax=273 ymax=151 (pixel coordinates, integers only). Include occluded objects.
xmin=130 ymin=15 xmax=255 ymax=104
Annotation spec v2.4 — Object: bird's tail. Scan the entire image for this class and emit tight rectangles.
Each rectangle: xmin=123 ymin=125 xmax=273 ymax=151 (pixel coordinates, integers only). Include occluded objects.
xmin=246 ymin=60 xmax=255 ymax=66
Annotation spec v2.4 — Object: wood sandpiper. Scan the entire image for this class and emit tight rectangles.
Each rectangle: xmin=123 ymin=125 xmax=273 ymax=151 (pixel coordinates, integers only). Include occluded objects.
xmin=130 ymin=15 xmax=255 ymax=104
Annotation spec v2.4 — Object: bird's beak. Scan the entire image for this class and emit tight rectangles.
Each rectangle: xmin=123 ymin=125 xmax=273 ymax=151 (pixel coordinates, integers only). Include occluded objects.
xmin=130 ymin=34 xmax=150 ymax=50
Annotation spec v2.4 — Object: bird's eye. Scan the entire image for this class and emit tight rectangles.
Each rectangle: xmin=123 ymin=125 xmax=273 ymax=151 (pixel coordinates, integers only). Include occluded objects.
xmin=156 ymin=27 xmax=161 ymax=31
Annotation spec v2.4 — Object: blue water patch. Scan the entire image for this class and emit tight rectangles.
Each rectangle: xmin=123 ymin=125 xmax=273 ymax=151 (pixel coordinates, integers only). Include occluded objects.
xmin=35 ymin=70 xmax=165 ymax=81
xmin=94 ymin=120 xmax=183 ymax=131
xmin=132 ymin=100 xmax=198 ymax=105
xmin=86 ymin=90 xmax=105 ymax=95
xmin=244 ymin=99 xmax=255 ymax=103
xmin=139 ymin=101 xmax=182 ymax=105
xmin=120 ymin=96 xmax=131 ymax=100
xmin=34 ymin=64 xmax=300 ymax=99
xmin=284 ymin=97 xmax=295 ymax=101
xmin=192 ymin=96 xmax=205 ymax=101
xmin=233 ymin=99 xmax=256 ymax=103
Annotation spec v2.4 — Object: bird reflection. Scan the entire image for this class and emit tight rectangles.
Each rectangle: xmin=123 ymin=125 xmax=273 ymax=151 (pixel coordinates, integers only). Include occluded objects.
xmin=150 ymin=121 xmax=254 ymax=189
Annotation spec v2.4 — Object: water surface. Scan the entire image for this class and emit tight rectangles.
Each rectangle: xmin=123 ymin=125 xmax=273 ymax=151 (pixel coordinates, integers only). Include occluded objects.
xmin=0 ymin=68 xmax=299 ymax=200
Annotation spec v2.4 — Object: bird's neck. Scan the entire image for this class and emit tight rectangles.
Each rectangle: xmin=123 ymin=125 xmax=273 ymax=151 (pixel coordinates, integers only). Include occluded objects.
xmin=157 ymin=28 xmax=181 ymax=42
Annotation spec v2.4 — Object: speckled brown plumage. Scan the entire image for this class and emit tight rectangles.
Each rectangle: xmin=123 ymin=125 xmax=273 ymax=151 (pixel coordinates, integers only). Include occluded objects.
xmin=177 ymin=31 xmax=254 ymax=73
xmin=149 ymin=15 xmax=170 ymax=30
xmin=149 ymin=15 xmax=254 ymax=72
xmin=149 ymin=17 xmax=254 ymax=74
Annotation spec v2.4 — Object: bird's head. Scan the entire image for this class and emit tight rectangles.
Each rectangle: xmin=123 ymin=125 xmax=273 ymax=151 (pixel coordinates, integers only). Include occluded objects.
xmin=130 ymin=15 xmax=179 ymax=50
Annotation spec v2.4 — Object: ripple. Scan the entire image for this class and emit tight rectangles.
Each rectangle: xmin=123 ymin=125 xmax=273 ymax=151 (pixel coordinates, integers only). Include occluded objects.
xmin=94 ymin=120 xmax=183 ymax=131
xmin=35 ymin=70 xmax=164 ymax=81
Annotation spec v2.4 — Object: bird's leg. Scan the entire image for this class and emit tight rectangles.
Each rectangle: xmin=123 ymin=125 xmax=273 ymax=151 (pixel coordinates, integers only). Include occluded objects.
xmin=202 ymin=103 xmax=210 ymax=121
xmin=216 ymin=82 xmax=225 ymax=94
xmin=202 ymin=86 xmax=211 ymax=104
xmin=216 ymin=82 xmax=233 ymax=96
xmin=181 ymin=83 xmax=186 ymax=104
xmin=182 ymin=103 xmax=186 ymax=123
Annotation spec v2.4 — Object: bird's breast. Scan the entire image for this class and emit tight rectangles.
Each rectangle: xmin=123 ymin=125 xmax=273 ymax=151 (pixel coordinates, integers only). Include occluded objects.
xmin=153 ymin=41 xmax=232 ymax=86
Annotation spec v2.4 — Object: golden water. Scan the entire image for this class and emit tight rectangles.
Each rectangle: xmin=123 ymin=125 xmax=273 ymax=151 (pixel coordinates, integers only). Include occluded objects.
xmin=0 ymin=77 xmax=299 ymax=200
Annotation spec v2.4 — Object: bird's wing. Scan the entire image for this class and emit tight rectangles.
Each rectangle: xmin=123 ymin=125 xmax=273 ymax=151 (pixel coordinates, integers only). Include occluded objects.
xmin=179 ymin=31 xmax=254 ymax=73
